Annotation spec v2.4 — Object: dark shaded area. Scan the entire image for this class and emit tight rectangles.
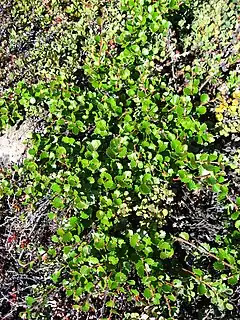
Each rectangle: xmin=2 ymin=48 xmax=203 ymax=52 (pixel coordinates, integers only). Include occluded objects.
xmin=167 ymin=186 xmax=228 ymax=242
xmin=0 ymin=196 xmax=57 ymax=319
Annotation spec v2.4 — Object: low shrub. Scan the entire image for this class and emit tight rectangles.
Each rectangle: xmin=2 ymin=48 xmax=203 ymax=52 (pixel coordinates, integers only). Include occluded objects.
xmin=0 ymin=0 xmax=239 ymax=319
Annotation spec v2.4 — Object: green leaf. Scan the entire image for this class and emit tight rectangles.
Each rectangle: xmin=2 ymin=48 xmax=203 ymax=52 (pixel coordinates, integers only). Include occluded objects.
xmin=40 ymin=151 xmax=49 ymax=160
xmin=200 ymin=93 xmax=209 ymax=104
xmin=51 ymin=270 xmax=61 ymax=283
xmin=183 ymin=87 xmax=192 ymax=96
xmin=178 ymin=170 xmax=191 ymax=183
xmin=212 ymin=184 xmax=221 ymax=193
xmin=96 ymin=119 xmax=107 ymax=131
xmin=196 ymin=106 xmax=207 ymax=115
xmin=62 ymin=137 xmax=75 ymax=144
xmin=130 ymin=234 xmax=140 ymax=248
xmin=106 ymin=147 xmax=116 ymax=159
xmin=57 ymin=228 xmax=64 ymax=237
xmin=167 ymin=294 xmax=176 ymax=302
xmin=63 ymin=246 xmax=71 ymax=254
xmin=48 ymin=212 xmax=56 ymax=220
xmin=119 ymin=146 xmax=127 ymax=158
xmin=104 ymin=180 xmax=114 ymax=189
xmin=188 ymin=180 xmax=198 ymax=190
xmin=226 ymin=303 xmax=234 ymax=311
xmin=213 ymin=261 xmax=225 ymax=271
xmin=176 ymin=105 xmax=184 ymax=116
xmin=140 ymin=184 xmax=151 ymax=194
xmin=51 ymin=183 xmax=62 ymax=193
xmin=56 ymin=146 xmax=66 ymax=157
xmin=235 ymin=220 xmax=240 ymax=229
xmin=82 ymin=302 xmax=90 ymax=312
xmin=115 ymin=272 xmax=127 ymax=283
xmin=96 ymin=17 xmax=103 ymax=26
xmin=106 ymin=300 xmax=115 ymax=308
xmin=26 ymin=296 xmax=36 ymax=307
xmin=91 ymin=140 xmax=101 ymax=150
xmin=179 ymin=232 xmax=189 ymax=241
xmin=127 ymin=89 xmax=135 ymax=96
xmin=85 ymin=282 xmax=94 ymax=292
xmin=28 ymin=148 xmax=37 ymax=156
xmin=142 ymin=173 xmax=152 ymax=182
xmin=136 ymin=260 xmax=145 ymax=277
xmin=171 ymin=139 xmax=182 ymax=152
xmin=228 ymin=275 xmax=239 ymax=285
xmin=231 ymin=212 xmax=239 ymax=220
xmin=160 ymin=251 xmax=172 ymax=259
xmin=52 ymin=197 xmax=64 ymax=208
xmin=193 ymin=268 xmax=203 ymax=277
xmin=80 ymin=265 xmax=90 ymax=276
xmin=48 ymin=248 xmax=57 ymax=256
xmin=51 ymin=235 xmax=59 ymax=243
xmin=143 ymin=288 xmax=152 ymax=299
xmin=62 ymin=231 xmax=73 ymax=243
xmin=88 ymin=257 xmax=99 ymax=264
xmin=142 ymin=48 xmax=149 ymax=56
xmin=121 ymin=69 xmax=131 ymax=79
xmin=198 ymin=283 xmax=207 ymax=295
xmin=236 ymin=197 xmax=240 ymax=206
xmin=19 ymin=98 xmax=27 ymax=105
xmin=94 ymin=238 xmax=105 ymax=250
xmin=109 ymin=256 xmax=119 ymax=265
xmin=162 ymin=284 xmax=172 ymax=293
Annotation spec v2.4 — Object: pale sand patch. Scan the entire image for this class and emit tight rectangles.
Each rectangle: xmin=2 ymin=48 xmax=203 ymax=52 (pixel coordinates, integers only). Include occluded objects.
xmin=0 ymin=118 xmax=35 ymax=166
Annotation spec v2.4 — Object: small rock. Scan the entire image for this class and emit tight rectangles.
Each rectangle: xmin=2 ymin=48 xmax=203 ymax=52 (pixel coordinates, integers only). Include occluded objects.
xmin=0 ymin=118 xmax=35 ymax=166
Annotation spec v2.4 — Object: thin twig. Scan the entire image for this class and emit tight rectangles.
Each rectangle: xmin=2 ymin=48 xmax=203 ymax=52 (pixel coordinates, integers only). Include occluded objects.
xmin=175 ymin=237 xmax=234 ymax=269
xmin=164 ymin=294 xmax=172 ymax=317
xmin=182 ymin=268 xmax=214 ymax=291
xmin=99 ymin=289 xmax=108 ymax=319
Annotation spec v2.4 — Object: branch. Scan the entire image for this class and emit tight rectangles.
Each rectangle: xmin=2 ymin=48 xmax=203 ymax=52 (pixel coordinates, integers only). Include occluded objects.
xmin=174 ymin=237 xmax=234 ymax=269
